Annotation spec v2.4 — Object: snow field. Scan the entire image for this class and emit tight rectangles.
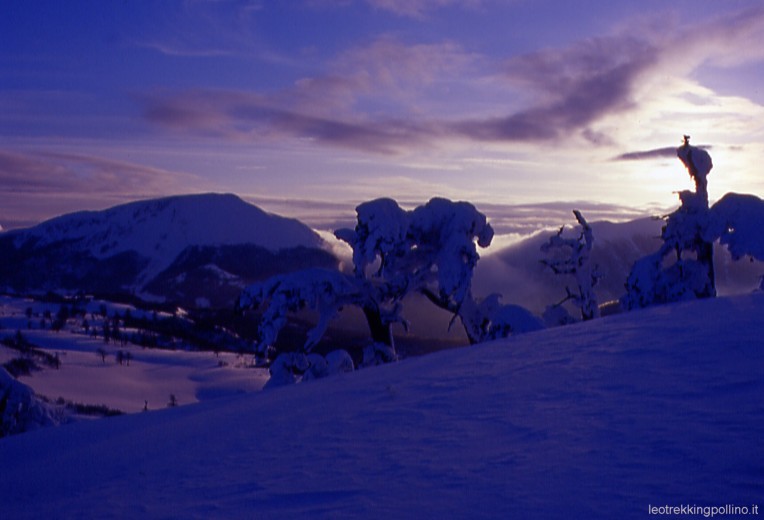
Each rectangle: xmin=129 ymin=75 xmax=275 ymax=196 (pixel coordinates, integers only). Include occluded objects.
xmin=0 ymin=296 xmax=268 ymax=413
xmin=1 ymin=293 xmax=762 ymax=518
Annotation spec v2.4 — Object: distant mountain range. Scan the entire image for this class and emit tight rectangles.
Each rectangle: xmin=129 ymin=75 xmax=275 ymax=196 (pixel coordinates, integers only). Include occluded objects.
xmin=0 ymin=193 xmax=337 ymax=308
xmin=1 ymin=193 xmax=760 ymax=315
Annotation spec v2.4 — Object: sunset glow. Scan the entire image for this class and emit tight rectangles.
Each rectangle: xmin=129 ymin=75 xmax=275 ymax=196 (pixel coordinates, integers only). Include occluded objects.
xmin=3 ymin=0 xmax=764 ymax=230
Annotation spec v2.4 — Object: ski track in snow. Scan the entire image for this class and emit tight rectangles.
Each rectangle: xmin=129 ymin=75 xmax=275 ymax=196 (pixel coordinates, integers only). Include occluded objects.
xmin=1 ymin=294 xmax=763 ymax=519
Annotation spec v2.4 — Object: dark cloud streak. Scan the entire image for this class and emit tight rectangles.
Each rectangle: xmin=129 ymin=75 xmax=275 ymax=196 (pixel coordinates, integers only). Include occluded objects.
xmin=453 ymin=36 xmax=658 ymax=142
xmin=143 ymin=90 xmax=440 ymax=154
xmin=613 ymin=145 xmax=713 ymax=162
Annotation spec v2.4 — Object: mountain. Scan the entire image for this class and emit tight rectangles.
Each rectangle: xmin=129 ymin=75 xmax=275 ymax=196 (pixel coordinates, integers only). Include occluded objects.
xmin=0 ymin=193 xmax=338 ymax=308
xmin=1 ymin=293 xmax=762 ymax=518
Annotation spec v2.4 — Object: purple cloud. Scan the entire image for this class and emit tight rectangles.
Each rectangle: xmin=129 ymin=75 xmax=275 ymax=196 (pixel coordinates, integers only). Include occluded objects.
xmin=0 ymin=149 xmax=195 ymax=196
xmin=311 ymin=0 xmax=484 ymax=19
xmin=144 ymin=90 xmax=439 ymax=153
xmin=140 ymin=7 xmax=764 ymax=153
xmin=453 ymin=35 xmax=658 ymax=142
xmin=369 ymin=0 xmax=484 ymax=18
xmin=613 ymin=147 xmax=678 ymax=161
xmin=142 ymin=36 xmax=473 ymax=153
xmin=141 ymin=32 xmax=663 ymax=151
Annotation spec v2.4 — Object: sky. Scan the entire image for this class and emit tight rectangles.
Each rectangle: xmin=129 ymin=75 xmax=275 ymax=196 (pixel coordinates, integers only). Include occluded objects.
xmin=3 ymin=0 xmax=764 ymax=232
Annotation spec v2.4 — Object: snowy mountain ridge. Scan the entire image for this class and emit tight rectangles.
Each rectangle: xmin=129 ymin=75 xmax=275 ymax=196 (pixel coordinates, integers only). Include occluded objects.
xmin=0 ymin=193 xmax=337 ymax=307
xmin=1 ymin=293 xmax=762 ymax=518
xmin=10 ymin=193 xmax=323 ymax=284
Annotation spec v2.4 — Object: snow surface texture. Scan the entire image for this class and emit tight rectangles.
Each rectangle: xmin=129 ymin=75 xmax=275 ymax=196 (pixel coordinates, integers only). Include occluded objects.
xmin=10 ymin=193 xmax=323 ymax=285
xmin=1 ymin=294 xmax=762 ymax=519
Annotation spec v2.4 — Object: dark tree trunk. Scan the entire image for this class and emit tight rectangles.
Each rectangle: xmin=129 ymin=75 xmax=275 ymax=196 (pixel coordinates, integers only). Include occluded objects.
xmin=696 ymin=238 xmax=716 ymax=299
xmin=362 ymin=304 xmax=391 ymax=346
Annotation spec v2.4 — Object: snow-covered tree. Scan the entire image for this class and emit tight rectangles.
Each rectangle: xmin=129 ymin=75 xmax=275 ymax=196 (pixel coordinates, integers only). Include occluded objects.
xmin=623 ymin=138 xmax=715 ymax=309
xmin=540 ymin=210 xmax=600 ymax=322
xmin=676 ymin=134 xmax=712 ymax=205
xmin=337 ymin=197 xmax=539 ymax=346
xmin=623 ymin=138 xmax=764 ymax=309
xmin=240 ymin=197 xmax=536 ymax=365
xmin=336 ymin=197 xmax=494 ymax=321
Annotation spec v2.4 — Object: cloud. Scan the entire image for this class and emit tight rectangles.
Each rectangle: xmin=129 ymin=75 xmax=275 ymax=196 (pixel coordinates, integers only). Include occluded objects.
xmin=613 ymin=143 xmax=715 ymax=162
xmin=142 ymin=35 xmax=476 ymax=153
xmin=453 ymin=35 xmax=659 ymax=142
xmin=144 ymin=90 xmax=439 ymax=153
xmin=141 ymin=7 xmax=764 ymax=154
xmin=245 ymin=191 xmax=649 ymax=240
xmin=0 ymin=148 xmax=209 ymax=229
xmin=612 ymin=147 xmax=678 ymax=162
xmin=364 ymin=0 xmax=483 ymax=18
xmin=662 ymin=6 xmax=764 ymax=71
xmin=309 ymin=0 xmax=485 ymax=18
xmin=0 ymin=149 xmax=197 ymax=197
xmin=141 ymin=31 xmax=664 ymax=150
xmin=476 ymin=200 xmax=651 ymax=237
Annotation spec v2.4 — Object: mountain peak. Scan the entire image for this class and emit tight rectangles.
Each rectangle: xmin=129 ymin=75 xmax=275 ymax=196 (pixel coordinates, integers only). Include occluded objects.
xmin=17 ymin=192 xmax=322 ymax=259
xmin=2 ymin=193 xmax=332 ymax=302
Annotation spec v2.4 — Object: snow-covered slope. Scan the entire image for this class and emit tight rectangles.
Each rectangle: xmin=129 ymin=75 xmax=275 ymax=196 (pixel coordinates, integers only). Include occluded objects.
xmin=1 ymin=293 xmax=762 ymax=519
xmin=0 ymin=194 xmax=337 ymax=306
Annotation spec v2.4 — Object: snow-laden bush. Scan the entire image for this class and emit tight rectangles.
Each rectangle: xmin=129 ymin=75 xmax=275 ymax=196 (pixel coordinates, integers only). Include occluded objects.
xmin=264 ymin=350 xmax=355 ymax=388
xmin=459 ymin=294 xmax=544 ymax=341
xmin=542 ymin=304 xmax=578 ymax=327
xmin=326 ymin=349 xmax=355 ymax=374
xmin=0 ymin=368 xmax=63 ymax=437
xmin=303 ymin=350 xmax=356 ymax=380
xmin=361 ymin=342 xmax=398 ymax=367
xmin=263 ymin=352 xmax=310 ymax=389
xmin=301 ymin=353 xmax=329 ymax=381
